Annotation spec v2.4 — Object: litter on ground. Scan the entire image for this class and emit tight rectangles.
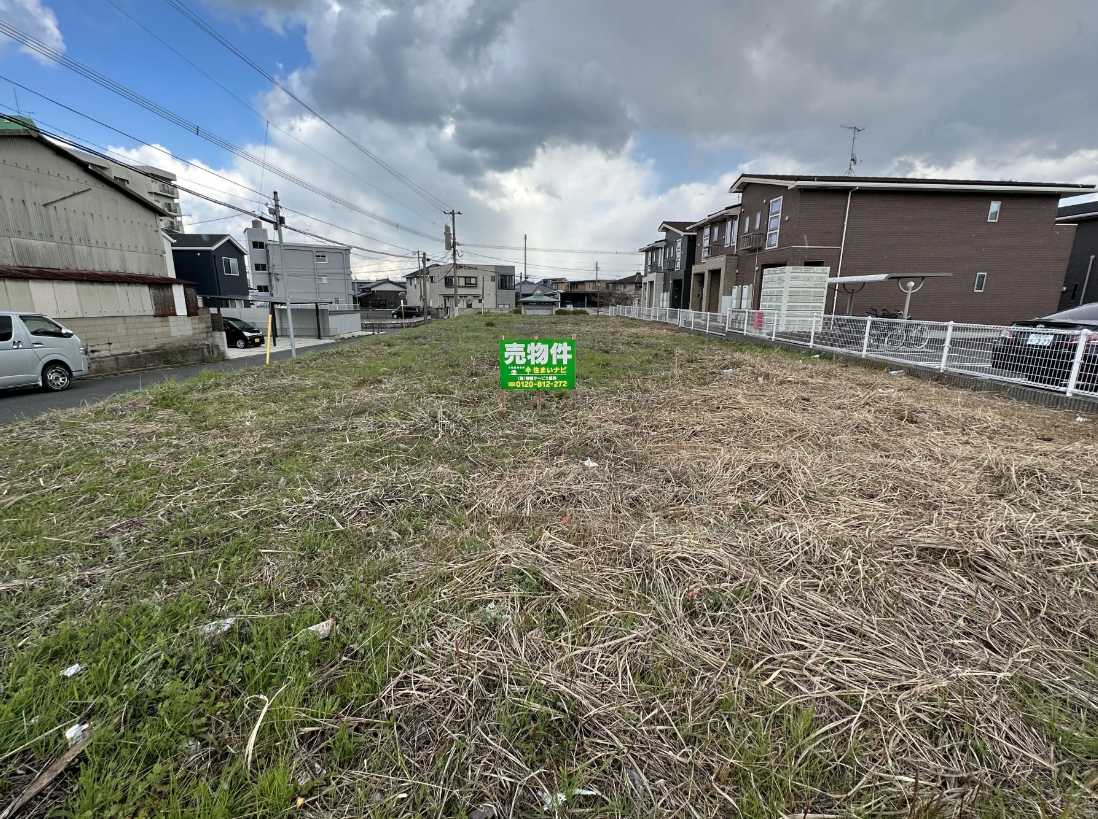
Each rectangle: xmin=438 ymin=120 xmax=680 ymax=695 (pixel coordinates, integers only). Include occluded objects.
xmin=198 ymin=618 xmax=235 ymax=638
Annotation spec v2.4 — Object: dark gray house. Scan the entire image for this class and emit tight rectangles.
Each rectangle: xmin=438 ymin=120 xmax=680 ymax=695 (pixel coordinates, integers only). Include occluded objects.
xmin=167 ymin=232 xmax=250 ymax=308
xmin=1057 ymin=201 xmax=1098 ymax=311
xmin=640 ymin=222 xmax=697 ymax=309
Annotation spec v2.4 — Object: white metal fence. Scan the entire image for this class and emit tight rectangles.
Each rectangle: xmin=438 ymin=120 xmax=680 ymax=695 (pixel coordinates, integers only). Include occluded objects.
xmin=611 ymin=306 xmax=1098 ymax=399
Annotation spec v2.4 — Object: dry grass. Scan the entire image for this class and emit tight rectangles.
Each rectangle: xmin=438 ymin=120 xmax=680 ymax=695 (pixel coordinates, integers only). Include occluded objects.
xmin=1 ymin=314 xmax=1096 ymax=818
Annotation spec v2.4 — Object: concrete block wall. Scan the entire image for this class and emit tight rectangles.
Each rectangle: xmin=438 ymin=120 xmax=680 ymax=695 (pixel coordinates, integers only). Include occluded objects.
xmin=61 ymin=310 xmax=221 ymax=374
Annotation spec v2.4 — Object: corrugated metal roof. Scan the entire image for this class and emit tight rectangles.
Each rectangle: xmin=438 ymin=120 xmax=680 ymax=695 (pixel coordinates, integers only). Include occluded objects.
xmin=0 ymin=125 xmax=171 ymax=217
xmin=0 ymin=264 xmax=189 ymax=286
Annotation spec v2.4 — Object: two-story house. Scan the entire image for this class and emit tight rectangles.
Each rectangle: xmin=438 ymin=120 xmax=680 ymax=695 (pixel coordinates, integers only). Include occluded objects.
xmin=405 ymin=262 xmax=516 ymax=315
xmin=729 ymin=174 xmax=1093 ymax=324
xmin=1056 ymin=201 xmax=1098 ymax=311
xmin=687 ymin=205 xmax=743 ymax=313
xmin=638 ymin=222 xmax=697 ymax=309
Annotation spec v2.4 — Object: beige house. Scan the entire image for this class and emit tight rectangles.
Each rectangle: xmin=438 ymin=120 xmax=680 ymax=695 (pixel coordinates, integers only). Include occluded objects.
xmin=405 ymin=262 xmax=516 ymax=316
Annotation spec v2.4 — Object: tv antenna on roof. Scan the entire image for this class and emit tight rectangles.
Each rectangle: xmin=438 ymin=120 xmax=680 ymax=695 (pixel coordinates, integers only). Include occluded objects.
xmin=841 ymin=125 xmax=864 ymax=176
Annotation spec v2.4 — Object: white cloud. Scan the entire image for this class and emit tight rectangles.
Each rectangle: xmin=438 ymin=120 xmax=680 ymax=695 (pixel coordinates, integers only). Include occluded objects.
xmin=0 ymin=0 xmax=64 ymax=61
xmin=113 ymin=0 xmax=1098 ymax=278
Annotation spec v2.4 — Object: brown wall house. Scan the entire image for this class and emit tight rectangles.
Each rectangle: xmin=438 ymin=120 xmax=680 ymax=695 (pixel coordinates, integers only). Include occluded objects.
xmin=729 ymin=175 xmax=1094 ymax=325
xmin=689 ymin=205 xmax=743 ymax=313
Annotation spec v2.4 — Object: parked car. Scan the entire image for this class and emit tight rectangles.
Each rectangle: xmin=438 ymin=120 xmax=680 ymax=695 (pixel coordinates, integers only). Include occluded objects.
xmin=0 ymin=311 xmax=89 ymax=392
xmin=391 ymin=305 xmax=423 ymax=319
xmin=223 ymin=316 xmax=265 ymax=349
xmin=991 ymin=303 xmax=1098 ymax=389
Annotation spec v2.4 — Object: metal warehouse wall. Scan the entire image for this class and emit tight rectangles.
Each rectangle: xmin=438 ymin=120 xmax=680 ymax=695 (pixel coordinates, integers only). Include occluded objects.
xmin=0 ymin=137 xmax=172 ymax=278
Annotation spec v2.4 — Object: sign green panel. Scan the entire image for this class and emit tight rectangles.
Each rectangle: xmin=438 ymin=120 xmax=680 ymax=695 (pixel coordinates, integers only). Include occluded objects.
xmin=499 ymin=339 xmax=575 ymax=390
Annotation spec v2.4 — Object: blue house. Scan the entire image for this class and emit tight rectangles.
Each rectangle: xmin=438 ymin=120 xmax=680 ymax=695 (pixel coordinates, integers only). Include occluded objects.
xmin=167 ymin=232 xmax=250 ymax=307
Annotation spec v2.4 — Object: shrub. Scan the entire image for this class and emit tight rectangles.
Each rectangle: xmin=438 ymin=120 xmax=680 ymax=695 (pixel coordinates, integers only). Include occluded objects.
xmin=512 ymin=308 xmax=522 ymax=314
xmin=557 ymin=308 xmax=589 ymax=315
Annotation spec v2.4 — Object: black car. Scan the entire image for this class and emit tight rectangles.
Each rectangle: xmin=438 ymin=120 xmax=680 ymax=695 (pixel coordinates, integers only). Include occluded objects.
xmin=391 ymin=305 xmax=423 ymax=319
xmin=223 ymin=316 xmax=265 ymax=349
xmin=991 ymin=303 xmax=1098 ymax=389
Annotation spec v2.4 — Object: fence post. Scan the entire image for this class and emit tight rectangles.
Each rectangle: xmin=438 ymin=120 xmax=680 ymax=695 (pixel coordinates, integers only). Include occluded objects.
xmin=771 ymin=314 xmax=778 ymax=341
xmin=705 ymin=313 xmax=710 ymax=334
xmin=1066 ymin=330 xmax=1089 ymax=397
xmin=861 ymin=317 xmax=872 ymax=358
xmin=809 ymin=313 xmax=818 ymax=348
xmin=939 ymin=321 xmax=954 ymax=372
xmin=726 ymin=309 xmax=733 ymax=333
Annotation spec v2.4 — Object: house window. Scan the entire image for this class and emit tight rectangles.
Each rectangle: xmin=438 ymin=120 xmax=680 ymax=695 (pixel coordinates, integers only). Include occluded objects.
xmin=766 ymin=197 xmax=782 ymax=250
xmin=676 ymin=237 xmax=682 ymax=261
xmin=256 ymin=285 xmax=270 ymax=293
xmin=253 ymin=263 xmax=267 ymax=272
xmin=315 ymin=253 xmax=328 ymax=263
xmin=252 ymin=240 xmax=265 ymax=249
xmin=974 ymin=272 xmax=987 ymax=292
xmin=1070 ymin=283 xmax=1079 ymax=302
xmin=498 ymin=274 xmax=515 ymax=290
xmin=701 ymin=228 xmax=710 ymax=259
xmin=725 ymin=219 xmax=733 ymax=247
xmin=987 ymin=201 xmax=1001 ymax=223
xmin=459 ymin=276 xmax=477 ymax=287
xmin=222 ymin=257 xmax=239 ymax=276
xmin=755 ymin=211 xmax=761 ymax=231
xmin=318 ymin=275 xmax=329 ymax=284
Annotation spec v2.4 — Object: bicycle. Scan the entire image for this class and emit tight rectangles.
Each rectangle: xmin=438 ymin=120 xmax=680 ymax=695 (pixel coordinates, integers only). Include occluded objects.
xmin=865 ymin=308 xmax=930 ymax=351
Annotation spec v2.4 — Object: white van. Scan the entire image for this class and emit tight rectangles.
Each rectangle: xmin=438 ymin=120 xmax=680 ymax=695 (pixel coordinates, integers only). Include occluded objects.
xmin=0 ymin=311 xmax=89 ymax=392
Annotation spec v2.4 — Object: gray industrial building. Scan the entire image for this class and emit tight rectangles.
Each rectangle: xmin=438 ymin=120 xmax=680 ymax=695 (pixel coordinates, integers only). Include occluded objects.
xmin=244 ymin=221 xmax=354 ymax=307
xmin=0 ymin=116 xmax=219 ymax=372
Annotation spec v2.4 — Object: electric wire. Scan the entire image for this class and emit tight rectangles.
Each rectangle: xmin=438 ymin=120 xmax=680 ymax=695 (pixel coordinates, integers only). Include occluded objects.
xmin=9 ymin=114 xmax=414 ymax=260
xmin=0 ymin=74 xmax=427 ymax=255
xmin=0 ymin=19 xmax=442 ymax=242
xmin=102 ymin=0 xmax=444 ymax=229
xmin=160 ymin=0 xmax=452 ymax=214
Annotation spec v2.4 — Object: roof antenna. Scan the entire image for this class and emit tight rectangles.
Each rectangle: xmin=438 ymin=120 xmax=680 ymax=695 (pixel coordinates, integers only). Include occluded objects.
xmin=841 ymin=125 xmax=864 ymax=176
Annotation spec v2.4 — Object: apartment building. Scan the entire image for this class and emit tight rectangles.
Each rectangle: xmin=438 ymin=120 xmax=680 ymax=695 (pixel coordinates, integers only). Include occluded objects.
xmin=405 ymin=262 xmax=516 ymax=315
xmin=729 ymin=174 xmax=1093 ymax=324
xmin=71 ymin=149 xmax=184 ymax=233
xmin=244 ymin=222 xmax=354 ymax=307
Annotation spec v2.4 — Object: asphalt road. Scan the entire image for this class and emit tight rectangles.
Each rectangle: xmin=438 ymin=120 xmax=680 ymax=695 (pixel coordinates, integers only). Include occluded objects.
xmin=0 ymin=336 xmax=366 ymax=425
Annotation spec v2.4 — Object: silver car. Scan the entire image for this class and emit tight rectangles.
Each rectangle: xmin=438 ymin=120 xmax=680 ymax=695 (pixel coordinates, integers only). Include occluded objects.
xmin=0 ymin=311 xmax=89 ymax=392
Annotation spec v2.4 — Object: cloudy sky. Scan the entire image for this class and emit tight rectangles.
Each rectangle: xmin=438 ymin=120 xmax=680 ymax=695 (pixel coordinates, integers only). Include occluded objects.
xmin=1 ymin=0 xmax=1097 ymax=280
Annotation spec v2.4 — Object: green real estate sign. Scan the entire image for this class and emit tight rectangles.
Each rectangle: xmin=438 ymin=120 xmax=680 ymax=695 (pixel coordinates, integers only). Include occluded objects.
xmin=499 ymin=339 xmax=575 ymax=390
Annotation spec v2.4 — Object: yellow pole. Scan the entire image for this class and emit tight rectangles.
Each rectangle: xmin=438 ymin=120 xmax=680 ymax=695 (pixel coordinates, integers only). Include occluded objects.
xmin=265 ymin=313 xmax=273 ymax=364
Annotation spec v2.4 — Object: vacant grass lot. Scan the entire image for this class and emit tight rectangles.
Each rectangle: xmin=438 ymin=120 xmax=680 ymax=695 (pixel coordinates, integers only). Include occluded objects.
xmin=1 ymin=314 xmax=1096 ymax=818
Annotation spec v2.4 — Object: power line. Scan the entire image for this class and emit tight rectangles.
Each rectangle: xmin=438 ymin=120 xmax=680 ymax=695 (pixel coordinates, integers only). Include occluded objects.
xmin=0 ymin=19 xmax=442 ymax=243
xmin=160 ymin=0 xmax=452 ymax=214
xmin=8 ymin=114 xmax=414 ymax=260
xmin=101 ymin=0 xmax=443 ymax=229
xmin=464 ymin=243 xmax=637 ymax=255
xmin=0 ymin=72 xmax=428 ymax=256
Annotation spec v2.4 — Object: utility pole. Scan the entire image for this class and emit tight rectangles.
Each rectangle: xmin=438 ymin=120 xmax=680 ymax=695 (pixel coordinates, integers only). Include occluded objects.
xmin=269 ymin=190 xmax=296 ymax=357
xmin=524 ymin=234 xmax=527 ymax=283
xmin=445 ymin=210 xmax=461 ymax=318
xmin=595 ymin=261 xmax=600 ymax=315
